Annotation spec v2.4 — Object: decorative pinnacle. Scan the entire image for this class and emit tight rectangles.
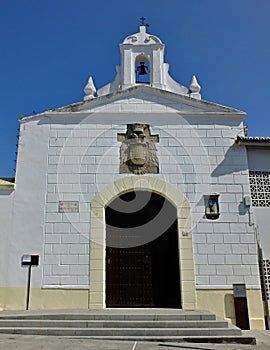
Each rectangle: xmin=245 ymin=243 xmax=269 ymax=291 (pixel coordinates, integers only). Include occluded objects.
xmin=189 ymin=75 xmax=201 ymax=100
xmin=189 ymin=75 xmax=201 ymax=93
xmin=83 ymin=76 xmax=96 ymax=100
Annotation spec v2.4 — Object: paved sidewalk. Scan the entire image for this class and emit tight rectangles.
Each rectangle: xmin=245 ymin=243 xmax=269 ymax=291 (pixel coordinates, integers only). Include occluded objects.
xmin=0 ymin=331 xmax=269 ymax=350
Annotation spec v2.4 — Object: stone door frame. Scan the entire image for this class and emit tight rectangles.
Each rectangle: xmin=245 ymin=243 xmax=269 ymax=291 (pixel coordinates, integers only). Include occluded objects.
xmin=89 ymin=176 xmax=196 ymax=309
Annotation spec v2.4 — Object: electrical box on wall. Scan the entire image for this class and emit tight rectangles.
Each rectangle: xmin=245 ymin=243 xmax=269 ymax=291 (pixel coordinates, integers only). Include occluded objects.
xmin=244 ymin=196 xmax=251 ymax=207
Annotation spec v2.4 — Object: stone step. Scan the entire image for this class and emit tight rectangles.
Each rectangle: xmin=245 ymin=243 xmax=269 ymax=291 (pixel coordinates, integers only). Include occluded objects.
xmin=0 ymin=327 xmax=242 ymax=337
xmin=0 ymin=309 xmax=216 ymax=321
xmin=0 ymin=319 xmax=229 ymax=329
xmin=0 ymin=309 xmax=245 ymax=342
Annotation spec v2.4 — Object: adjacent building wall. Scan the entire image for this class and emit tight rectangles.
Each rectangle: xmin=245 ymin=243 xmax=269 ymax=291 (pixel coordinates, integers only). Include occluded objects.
xmin=247 ymin=148 xmax=270 ymax=258
xmin=0 ymin=189 xmax=14 ymax=293
xmin=0 ymin=118 xmax=50 ymax=310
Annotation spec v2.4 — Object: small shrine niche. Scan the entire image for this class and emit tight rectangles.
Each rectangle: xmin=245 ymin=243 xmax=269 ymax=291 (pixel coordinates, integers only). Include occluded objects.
xmin=204 ymin=194 xmax=220 ymax=220
xmin=135 ymin=55 xmax=150 ymax=84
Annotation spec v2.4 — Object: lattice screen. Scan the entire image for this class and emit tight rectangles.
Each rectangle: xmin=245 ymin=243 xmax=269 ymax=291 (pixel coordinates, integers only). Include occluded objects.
xmin=249 ymin=171 xmax=270 ymax=207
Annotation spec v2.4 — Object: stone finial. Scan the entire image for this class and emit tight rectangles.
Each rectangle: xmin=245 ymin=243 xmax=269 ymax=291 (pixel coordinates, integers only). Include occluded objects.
xmin=140 ymin=25 xmax=146 ymax=34
xmin=189 ymin=75 xmax=201 ymax=100
xmin=83 ymin=76 xmax=96 ymax=101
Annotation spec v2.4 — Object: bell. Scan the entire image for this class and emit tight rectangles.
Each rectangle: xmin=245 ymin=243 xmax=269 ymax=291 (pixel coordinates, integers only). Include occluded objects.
xmin=137 ymin=62 xmax=149 ymax=75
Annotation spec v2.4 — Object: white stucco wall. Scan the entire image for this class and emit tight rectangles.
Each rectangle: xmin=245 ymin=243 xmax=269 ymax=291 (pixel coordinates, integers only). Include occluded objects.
xmin=0 ymin=190 xmax=14 ymax=287
xmin=253 ymin=208 xmax=270 ymax=258
xmin=0 ymin=118 xmax=51 ymax=288
xmin=0 ymin=92 xmax=261 ymax=292
xmin=247 ymin=148 xmax=270 ymax=258
xmin=247 ymin=149 xmax=270 ymax=171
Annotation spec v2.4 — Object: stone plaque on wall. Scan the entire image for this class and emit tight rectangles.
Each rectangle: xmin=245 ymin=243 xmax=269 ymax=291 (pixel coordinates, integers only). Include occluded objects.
xmin=58 ymin=201 xmax=79 ymax=213
xmin=117 ymin=124 xmax=159 ymax=175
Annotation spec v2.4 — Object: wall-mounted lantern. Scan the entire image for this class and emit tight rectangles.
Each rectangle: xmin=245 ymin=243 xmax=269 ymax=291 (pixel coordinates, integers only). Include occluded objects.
xmin=204 ymin=194 xmax=220 ymax=220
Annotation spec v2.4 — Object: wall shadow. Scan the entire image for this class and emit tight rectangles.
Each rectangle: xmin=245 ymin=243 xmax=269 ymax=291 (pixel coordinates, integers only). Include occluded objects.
xmin=212 ymin=144 xmax=248 ymax=177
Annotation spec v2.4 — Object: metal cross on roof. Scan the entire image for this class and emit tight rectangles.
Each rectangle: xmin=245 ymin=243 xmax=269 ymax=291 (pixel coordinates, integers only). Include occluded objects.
xmin=140 ymin=17 xmax=146 ymax=26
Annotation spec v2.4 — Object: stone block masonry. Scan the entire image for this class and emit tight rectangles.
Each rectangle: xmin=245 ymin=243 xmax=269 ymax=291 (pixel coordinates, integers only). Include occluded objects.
xmin=42 ymin=110 xmax=259 ymax=291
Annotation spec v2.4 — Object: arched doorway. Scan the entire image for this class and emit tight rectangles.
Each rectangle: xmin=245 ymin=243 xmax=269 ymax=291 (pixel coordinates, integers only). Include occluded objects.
xmin=105 ymin=190 xmax=181 ymax=308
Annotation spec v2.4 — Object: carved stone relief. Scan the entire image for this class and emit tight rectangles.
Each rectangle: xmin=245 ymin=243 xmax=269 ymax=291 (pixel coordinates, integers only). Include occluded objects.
xmin=117 ymin=124 xmax=159 ymax=175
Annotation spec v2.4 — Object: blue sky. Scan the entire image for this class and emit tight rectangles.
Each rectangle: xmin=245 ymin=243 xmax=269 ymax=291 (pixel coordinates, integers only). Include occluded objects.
xmin=0 ymin=0 xmax=269 ymax=177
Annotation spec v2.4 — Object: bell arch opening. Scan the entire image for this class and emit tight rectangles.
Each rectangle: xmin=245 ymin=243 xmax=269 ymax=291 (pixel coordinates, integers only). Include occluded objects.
xmin=135 ymin=54 xmax=150 ymax=84
xmin=105 ymin=190 xmax=181 ymax=308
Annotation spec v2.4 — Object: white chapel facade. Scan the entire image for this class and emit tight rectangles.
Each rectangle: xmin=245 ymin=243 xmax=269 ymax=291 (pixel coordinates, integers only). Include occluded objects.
xmin=0 ymin=24 xmax=268 ymax=330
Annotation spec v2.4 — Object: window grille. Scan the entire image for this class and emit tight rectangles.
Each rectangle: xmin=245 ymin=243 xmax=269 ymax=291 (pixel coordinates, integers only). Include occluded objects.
xmin=249 ymin=171 xmax=270 ymax=207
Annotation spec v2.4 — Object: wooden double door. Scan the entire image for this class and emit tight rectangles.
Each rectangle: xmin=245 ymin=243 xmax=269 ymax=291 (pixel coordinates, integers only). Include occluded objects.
xmin=105 ymin=191 xmax=181 ymax=308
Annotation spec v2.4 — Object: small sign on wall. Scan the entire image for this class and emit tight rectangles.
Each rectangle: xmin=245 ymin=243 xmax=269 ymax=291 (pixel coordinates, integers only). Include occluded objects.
xmin=59 ymin=201 xmax=79 ymax=213
xmin=21 ymin=254 xmax=39 ymax=310
xmin=21 ymin=255 xmax=39 ymax=266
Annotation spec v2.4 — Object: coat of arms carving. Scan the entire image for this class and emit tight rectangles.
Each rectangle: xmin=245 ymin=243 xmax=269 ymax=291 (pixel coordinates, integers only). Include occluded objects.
xmin=117 ymin=124 xmax=159 ymax=174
